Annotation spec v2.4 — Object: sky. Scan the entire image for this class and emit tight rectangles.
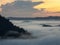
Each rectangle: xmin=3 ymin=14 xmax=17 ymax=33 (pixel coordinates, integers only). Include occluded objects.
xmin=0 ymin=0 xmax=60 ymax=17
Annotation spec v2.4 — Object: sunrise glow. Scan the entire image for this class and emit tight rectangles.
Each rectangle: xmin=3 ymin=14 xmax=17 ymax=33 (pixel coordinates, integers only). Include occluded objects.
xmin=34 ymin=0 xmax=60 ymax=12
xmin=32 ymin=0 xmax=43 ymax=2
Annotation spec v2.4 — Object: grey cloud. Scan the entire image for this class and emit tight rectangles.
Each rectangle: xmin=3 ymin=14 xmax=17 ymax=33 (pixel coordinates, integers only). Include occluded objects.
xmin=2 ymin=1 xmax=42 ymax=17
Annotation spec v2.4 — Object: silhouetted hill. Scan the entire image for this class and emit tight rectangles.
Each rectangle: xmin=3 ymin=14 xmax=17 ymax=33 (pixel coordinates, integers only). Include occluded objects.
xmin=0 ymin=14 xmax=31 ymax=39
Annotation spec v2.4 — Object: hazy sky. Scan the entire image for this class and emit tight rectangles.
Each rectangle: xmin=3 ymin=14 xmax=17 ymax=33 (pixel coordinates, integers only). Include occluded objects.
xmin=0 ymin=0 xmax=60 ymax=17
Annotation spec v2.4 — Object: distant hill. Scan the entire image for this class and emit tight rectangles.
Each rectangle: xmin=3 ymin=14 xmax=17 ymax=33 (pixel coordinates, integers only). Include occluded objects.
xmin=7 ymin=16 xmax=60 ymax=20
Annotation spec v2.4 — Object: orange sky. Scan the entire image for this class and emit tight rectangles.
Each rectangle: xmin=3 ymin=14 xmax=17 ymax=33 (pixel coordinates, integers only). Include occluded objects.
xmin=32 ymin=0 xmax=60 ymax=17
xmin=32 ymin=0 xmax=43 ymax=2
xmin=33 ymin=0 xmax=60 ymax=12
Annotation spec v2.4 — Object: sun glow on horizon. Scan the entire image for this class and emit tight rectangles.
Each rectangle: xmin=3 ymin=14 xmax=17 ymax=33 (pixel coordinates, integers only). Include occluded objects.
xmin=32 ymin=0 xmax=43 ymax=2
xmin=34 ymin=0 xmax=60 ymax=12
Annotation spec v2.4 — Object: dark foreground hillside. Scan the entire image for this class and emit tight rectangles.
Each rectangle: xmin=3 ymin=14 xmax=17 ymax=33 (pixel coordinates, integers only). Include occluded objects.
xmin=0 ymin=14 xmax=31 ymax=39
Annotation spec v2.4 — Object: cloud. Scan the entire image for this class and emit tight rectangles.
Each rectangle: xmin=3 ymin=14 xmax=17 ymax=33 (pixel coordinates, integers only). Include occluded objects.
xmin=0 ymin=0 xmax=15 ymax=13
xmin=2 ymin=0 xmax=60 ymax=17
xmin=2 ymin=1 xmax=41 ymax=17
